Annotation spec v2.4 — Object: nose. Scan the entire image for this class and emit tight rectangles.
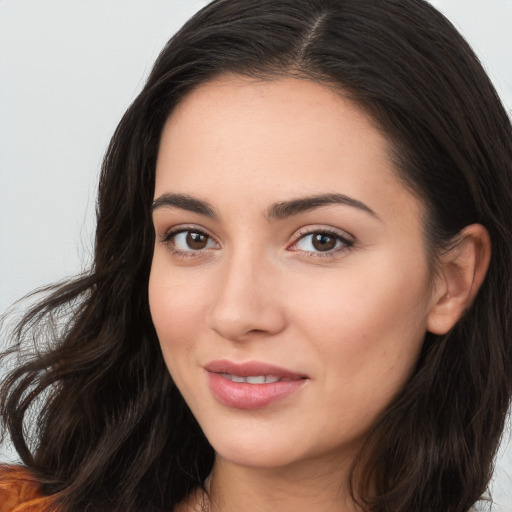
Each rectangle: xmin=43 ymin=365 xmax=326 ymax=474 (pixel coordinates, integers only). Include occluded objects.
xmin=207 ymin=249 xmax=287 ymax=342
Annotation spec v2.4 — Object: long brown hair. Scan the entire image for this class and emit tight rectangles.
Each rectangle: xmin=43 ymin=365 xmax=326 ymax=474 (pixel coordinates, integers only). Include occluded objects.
xmin=2 ymin=1 xmax=512 ymax=511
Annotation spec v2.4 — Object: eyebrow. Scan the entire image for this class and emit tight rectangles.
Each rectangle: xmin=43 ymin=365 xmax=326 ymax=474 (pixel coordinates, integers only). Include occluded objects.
xmin=152 ymin=192 xmax=379 ymax=221
xmin=266 ymin=193 xmax=380 ymax=221
xmin=152 ymin=193 xmax=216 ymax=217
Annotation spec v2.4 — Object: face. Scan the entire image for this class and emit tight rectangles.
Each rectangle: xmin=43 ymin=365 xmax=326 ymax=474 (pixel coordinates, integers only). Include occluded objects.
xmin=149 ymin=76 xmax=436 ymax=473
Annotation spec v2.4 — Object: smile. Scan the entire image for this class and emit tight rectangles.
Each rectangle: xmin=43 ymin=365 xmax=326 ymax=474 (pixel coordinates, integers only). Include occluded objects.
xmin=218 ymin=374 xmax=292 ymax=384
xmin=205 ymin=360 xmax=308 ymax=410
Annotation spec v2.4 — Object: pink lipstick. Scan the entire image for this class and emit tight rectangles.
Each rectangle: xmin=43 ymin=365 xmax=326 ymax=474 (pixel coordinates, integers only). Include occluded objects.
xmin=205 ymin=360 xmax=308 ymax=409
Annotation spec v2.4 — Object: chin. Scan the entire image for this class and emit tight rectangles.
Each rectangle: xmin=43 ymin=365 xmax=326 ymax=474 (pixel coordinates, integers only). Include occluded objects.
xmin=200 ymin=420 xmax=300 ymax=468
xmin=200 ymin=416 xmax=362 ymax=473
xmin=214 ymin=443 xmax=308 ymax=470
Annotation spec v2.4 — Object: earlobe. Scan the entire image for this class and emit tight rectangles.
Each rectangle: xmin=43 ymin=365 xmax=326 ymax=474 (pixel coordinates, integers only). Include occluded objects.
xmin=427 ymin=224 xmax=491 ymax=335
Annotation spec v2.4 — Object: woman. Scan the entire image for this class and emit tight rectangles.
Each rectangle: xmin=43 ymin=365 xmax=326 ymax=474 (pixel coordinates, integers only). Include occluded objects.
xmin=1 ymin=0 xmax=511 ymax=511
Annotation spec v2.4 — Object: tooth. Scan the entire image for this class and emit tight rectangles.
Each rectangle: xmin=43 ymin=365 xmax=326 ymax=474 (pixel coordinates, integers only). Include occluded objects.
xmin=219 ymin=373 xmax=285 ymax=384
xmin=246 ymin=376 xmax=266 ymax=384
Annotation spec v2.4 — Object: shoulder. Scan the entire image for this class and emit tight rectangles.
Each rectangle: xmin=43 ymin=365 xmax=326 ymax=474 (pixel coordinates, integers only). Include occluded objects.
xmin=0 ymin=465 xmax=58 ymax=511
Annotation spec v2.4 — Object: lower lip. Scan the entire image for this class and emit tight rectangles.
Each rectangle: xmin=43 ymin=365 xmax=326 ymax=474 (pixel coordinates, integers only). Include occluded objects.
xmin=207 ymin=372 xmax=307 ymax=410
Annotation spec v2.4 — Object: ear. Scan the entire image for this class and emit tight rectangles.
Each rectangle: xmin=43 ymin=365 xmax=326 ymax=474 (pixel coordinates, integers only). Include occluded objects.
xmin=427 ymin=224 xmax=491 ymax=335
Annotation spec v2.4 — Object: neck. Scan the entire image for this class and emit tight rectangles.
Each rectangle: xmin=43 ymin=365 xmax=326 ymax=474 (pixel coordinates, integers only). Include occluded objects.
xmin=201 ymin=454 xmax=361 ymax=512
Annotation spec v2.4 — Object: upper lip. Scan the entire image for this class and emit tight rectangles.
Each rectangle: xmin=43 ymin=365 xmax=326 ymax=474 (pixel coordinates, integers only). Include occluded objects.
xmin=205 ymin=359 xmax=307 ymax=379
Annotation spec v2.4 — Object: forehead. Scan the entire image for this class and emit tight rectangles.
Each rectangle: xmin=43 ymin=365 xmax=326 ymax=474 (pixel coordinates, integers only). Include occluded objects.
xmin=154 ymin=75 xmax=422 ymax=224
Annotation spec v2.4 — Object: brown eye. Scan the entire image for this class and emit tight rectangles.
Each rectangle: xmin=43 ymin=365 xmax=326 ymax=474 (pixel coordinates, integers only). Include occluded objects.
xmin=165 ymin=230 xmax=218 ymax=252
xmin=292 ymin=230 xmax=353 ymax=255
xmin=311 ymin=233 xmax=337 ymax=251
xmin=186 ymin=231 xmax=209 ymax=250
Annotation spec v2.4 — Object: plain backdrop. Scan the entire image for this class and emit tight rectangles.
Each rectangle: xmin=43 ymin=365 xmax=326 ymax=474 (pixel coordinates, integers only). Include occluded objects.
xmin=1 ymin=1 xmax=511 ymax=509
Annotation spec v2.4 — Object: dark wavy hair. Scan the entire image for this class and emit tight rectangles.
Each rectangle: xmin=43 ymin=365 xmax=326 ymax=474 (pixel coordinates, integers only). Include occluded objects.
xmin=1 ymin=0 xmax=511 ymax=511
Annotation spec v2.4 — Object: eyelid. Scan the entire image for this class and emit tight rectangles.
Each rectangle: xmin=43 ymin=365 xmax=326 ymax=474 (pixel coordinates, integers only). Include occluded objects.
xmin=160 ymin=224 xmax=215 ymax=241
xmin=288 ymin=226 xmax=355 ymax=255
xmin=160 ymin=224 xmax=221 ymax=255
xmin=291 ymin=225 xmax=355 ymax=243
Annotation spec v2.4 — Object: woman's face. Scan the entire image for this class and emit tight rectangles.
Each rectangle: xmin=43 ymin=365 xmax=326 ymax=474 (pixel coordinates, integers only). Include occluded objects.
xmin=149 ymin=76 xmax=438 ymax=471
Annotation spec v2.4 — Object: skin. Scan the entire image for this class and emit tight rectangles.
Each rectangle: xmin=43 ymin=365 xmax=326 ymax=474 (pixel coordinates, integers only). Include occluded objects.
xmin=148 ymin=76 xmax=490 ymax=512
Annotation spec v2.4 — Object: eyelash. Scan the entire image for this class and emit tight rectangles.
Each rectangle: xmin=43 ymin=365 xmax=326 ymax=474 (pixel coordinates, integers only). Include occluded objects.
xmin=289 ymin=228 xmax=354 ymax=257
xmin=160 ymin=226 xmax=354 ymax=258
xmin=160 ymin=225 xmax=218 ymax=258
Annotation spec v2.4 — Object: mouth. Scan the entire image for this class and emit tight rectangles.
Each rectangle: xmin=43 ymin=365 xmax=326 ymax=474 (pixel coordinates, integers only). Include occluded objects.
xmin=205 ymin=360 xmax=308 ymax=409
xmin=205 ymin=359 xmax=307 ymax=379
xmin=217 ymin=373 xmax=296 ymax=384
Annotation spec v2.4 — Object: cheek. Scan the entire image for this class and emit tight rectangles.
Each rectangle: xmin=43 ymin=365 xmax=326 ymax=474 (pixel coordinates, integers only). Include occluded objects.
xmin=288 ymin=254 xmax=431 ymax=387
xmin=148 ymin=257 xmax=209 ymax=367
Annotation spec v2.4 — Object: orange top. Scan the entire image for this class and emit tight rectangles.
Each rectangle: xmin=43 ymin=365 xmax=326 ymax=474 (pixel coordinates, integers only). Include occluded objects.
xmin=0 ymin=466 xmax=59 ymax=512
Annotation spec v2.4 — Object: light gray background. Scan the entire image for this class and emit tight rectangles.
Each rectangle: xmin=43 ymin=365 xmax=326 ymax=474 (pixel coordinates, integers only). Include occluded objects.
xmin=1 ymin=0 xmax=511 ymax=509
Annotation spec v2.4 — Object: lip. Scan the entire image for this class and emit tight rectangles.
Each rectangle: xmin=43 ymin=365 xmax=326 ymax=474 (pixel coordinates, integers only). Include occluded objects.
xmin=205 ymin=359 xmax=307 ymax=379
xmin=205 ymin=359 xmax=308 ymax=410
